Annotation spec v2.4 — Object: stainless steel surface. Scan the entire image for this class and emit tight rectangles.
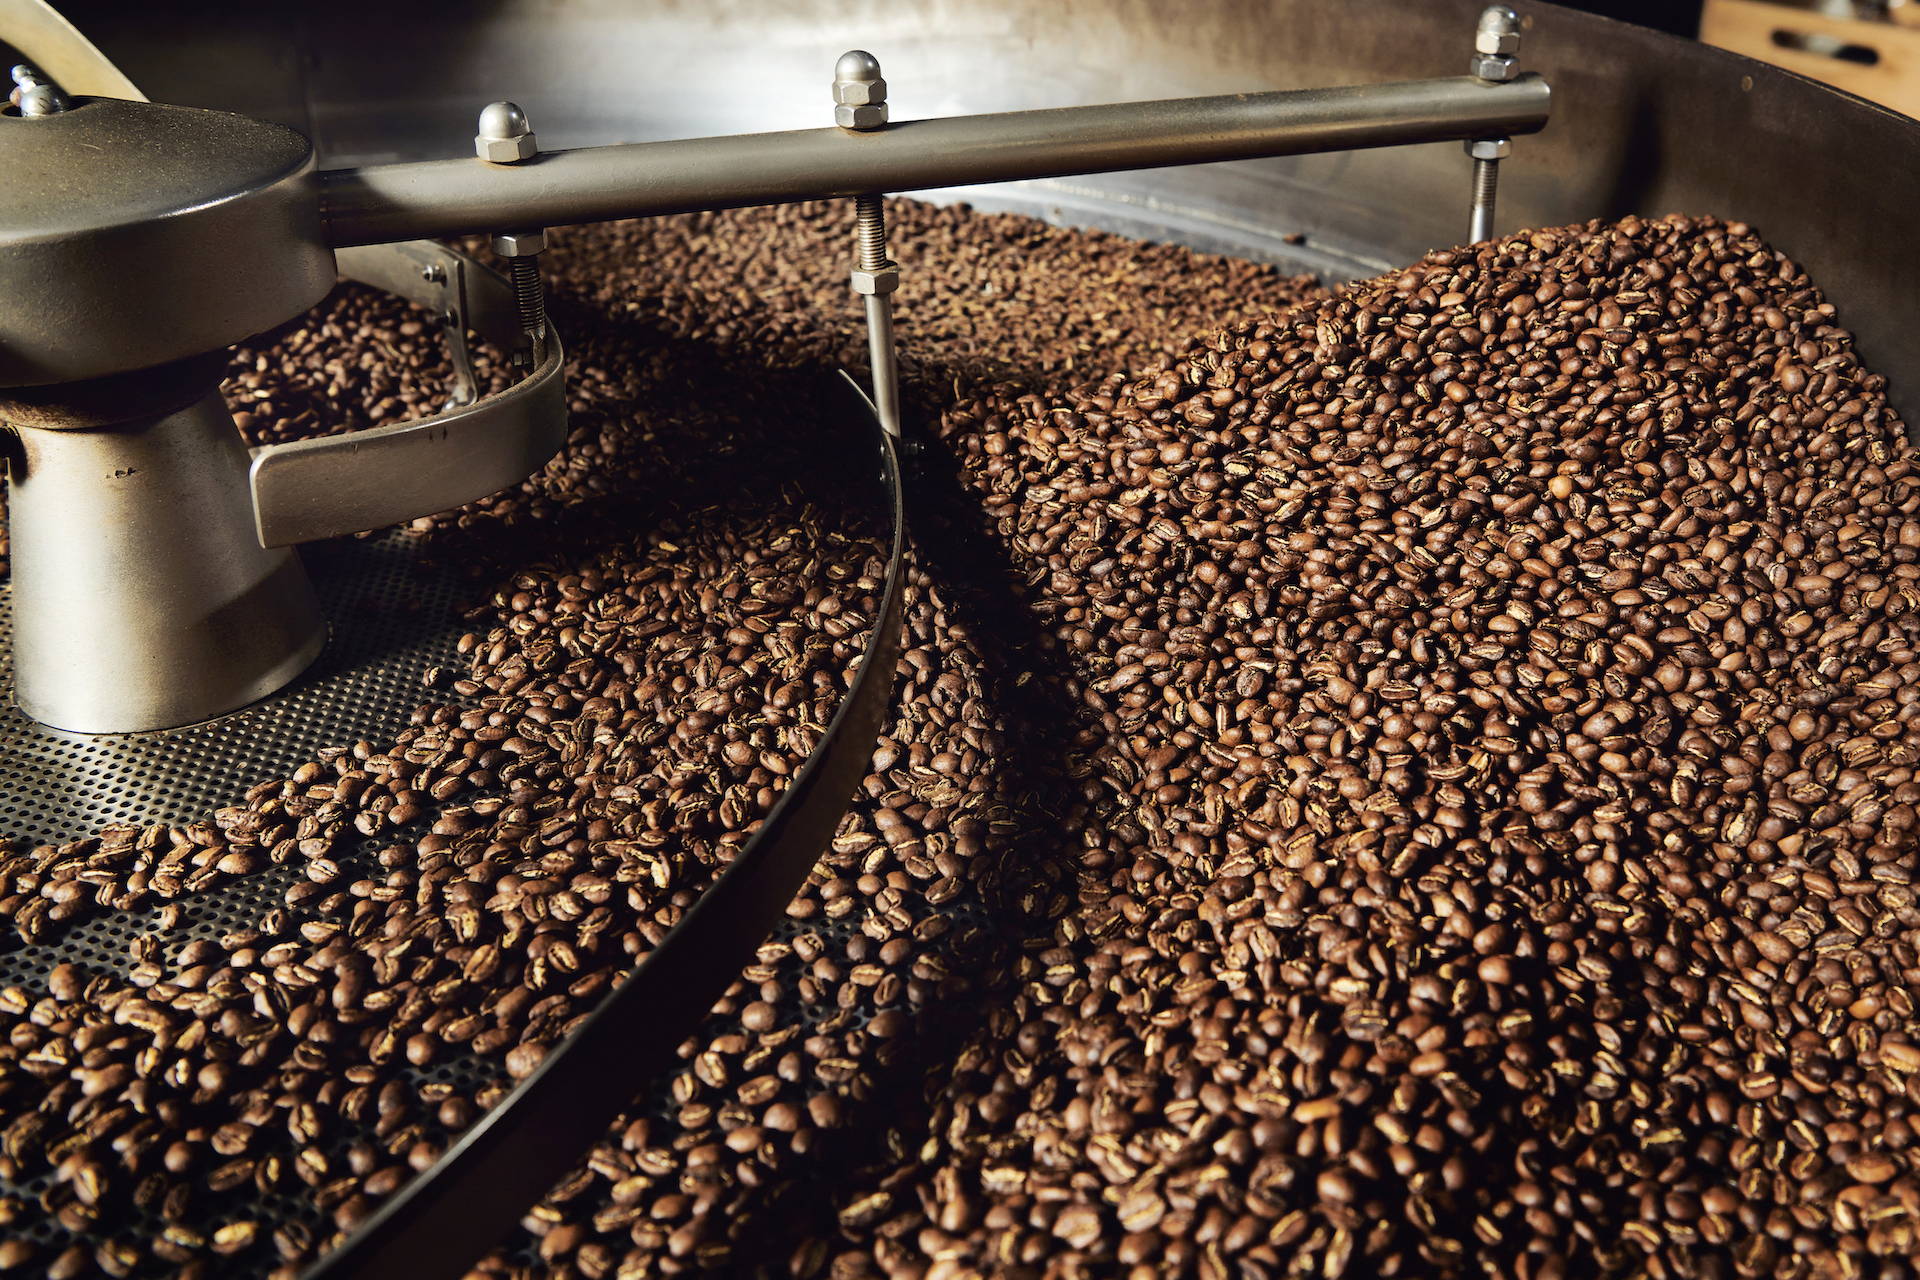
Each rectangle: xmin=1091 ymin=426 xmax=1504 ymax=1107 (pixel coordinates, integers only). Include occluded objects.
xmin=315 ymin=74 xmax=1553 ymax=247
xmin=8 ymin=389 xmax=326 ymax=733
xmin=0 ymin=95 xmax=334 ymax=386
xmin=862 ymin=294 xmax=900 ymax=437
xmin=250 ymin=240 xmax=568 ymax=547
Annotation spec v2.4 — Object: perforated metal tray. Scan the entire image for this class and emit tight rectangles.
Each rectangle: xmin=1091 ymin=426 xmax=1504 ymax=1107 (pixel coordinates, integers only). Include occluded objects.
xmin=0 ymin=530 xmax=488 ymax=1273
xmin=0 ymin=415 xmax=959 ymax=1279
xmin=0 ymin=532 xmax=469 ymax=850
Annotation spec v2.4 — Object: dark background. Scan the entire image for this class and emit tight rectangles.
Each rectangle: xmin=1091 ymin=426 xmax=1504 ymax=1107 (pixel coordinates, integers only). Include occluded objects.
xmin=1553 ymin=0 xmax=1705 ymax=37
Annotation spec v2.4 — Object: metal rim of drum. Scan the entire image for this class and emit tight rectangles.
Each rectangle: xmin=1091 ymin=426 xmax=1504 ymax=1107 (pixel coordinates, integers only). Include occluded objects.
xmin=299 ymin=376 xmax=907 ymax=1280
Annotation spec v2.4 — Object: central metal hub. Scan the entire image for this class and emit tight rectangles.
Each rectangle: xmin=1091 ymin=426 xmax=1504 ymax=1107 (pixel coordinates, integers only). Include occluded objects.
xmin=0 ymin=95 xmax=334 ymax=387
xmin=0 ymin=91 xmax=569 ymax=734
xmin=2 ymin=377 xmax=328 ymax=733
xmin=0 ymin=94 xmax=337 ymax=733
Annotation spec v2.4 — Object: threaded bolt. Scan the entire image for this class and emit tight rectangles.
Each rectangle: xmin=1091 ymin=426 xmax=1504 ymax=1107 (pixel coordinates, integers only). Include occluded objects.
xmin=1465 ymin=6 xmax=1519 ymax=243
xmin=510 ymin=258 xmax=547 ymax=347
xmin=1473 ymin=158 xmax=1500 ymax=207
xmin=1470 ymin=159 xmax=1499 ymax=243
xmin=855 ymin=196 xmax=889 ymax=272
xmin=836 ymin=51 xmax=901 ymax=436
xmin=843 ymin=54 xmax=893 ymax=277
xmin=479 ymin=101 xmax=547 ymax=368
xmin=493 ymin=230 xmax=549 ymax=367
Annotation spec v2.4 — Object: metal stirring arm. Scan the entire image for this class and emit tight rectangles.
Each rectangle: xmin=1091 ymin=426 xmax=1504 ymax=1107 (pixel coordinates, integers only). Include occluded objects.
xmin=247 ymin=240 xmax=568 ymax=547
xmin=316 ymin=74 xmax=1551 ymax=247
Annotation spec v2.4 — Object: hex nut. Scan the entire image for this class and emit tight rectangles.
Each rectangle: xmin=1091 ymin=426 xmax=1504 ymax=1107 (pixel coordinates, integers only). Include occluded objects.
xmin=834 ymin=77 xmax=887 ymax=107
xmin=1475 ymin=28 xmax=1521 ymax=56
xmin=492 ymin=228 xmax=547 ymax=256
xmin=476 ymin=132 xmax=538 ymax=163
xmin=850 ymin=264 xmax=900 ymax=295
xmin=836 ymin=103 xmax=888 ymax=130
xmin=1469 ymin=53 xmax=1515 ymax=82
xmin=1465 ymin=137 xmax=1512 ymax=161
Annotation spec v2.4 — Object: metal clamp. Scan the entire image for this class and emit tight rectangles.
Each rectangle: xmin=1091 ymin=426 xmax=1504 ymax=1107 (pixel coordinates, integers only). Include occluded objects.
xmin=248 ymin=239 xmax=567 ymax=547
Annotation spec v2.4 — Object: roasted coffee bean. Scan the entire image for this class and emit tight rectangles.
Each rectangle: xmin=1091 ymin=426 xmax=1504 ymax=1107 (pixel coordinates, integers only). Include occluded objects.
xmin=8 ymin=202 xmax=1920 ymax=1279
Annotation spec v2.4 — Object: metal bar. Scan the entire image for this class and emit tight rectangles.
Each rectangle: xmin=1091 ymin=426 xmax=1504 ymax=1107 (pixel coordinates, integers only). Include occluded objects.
xmin=248 ymin=332 xmax=565 ymax=547
xmin=864 ymin=293 xmax=901 ymax=436
xmin=319 ymin=74 xmax=1550 ymax=247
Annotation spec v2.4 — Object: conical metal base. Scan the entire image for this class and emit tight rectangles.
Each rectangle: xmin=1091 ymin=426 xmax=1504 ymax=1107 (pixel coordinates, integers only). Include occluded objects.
xmin=6 ymin=391 xmax=325 ymax=734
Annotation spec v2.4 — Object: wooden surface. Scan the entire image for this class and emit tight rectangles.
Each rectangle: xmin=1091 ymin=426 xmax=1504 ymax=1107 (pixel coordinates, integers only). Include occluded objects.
xmin=1703 ymin=0 xmax=1920 ymax=118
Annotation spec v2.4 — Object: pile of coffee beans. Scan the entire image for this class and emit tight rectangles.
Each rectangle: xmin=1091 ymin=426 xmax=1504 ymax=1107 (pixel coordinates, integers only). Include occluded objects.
xmin=0 ymin=200 xmax=1312 ymax=1278
xmin=3 ymin=201 xmax=1918 ymax=1280
xmin=845 ymin=212 xmax=1920 ymax=1280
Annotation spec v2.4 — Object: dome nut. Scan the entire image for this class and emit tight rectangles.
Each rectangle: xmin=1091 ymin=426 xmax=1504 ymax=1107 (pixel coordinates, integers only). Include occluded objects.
xmin=475 ymin=101 xmax=538 ymax=163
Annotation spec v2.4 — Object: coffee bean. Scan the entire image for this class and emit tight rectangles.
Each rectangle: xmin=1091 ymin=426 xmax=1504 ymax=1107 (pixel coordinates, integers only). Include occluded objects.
xmin=7 ymin=201 xmax=1920 ymax=1280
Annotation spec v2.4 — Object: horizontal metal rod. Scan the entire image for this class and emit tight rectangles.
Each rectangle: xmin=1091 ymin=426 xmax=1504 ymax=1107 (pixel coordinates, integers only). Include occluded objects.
xmin=318 ymin=74 xmax=1549 ymax=247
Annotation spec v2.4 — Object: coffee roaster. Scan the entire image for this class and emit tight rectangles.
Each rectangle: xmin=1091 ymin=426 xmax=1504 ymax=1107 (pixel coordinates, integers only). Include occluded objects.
xmin=1 ymin=0 xmax=1914 ymax=1274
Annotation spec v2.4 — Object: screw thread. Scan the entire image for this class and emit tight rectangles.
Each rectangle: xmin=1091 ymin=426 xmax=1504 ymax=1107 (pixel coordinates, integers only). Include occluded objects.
xmin=509 ymin=257 xmax=546 ymax=340
xmin=1472 ymin=159 xmax=1499 ymax=212
xmin=854 ymin=195 xmax=889 ymax=270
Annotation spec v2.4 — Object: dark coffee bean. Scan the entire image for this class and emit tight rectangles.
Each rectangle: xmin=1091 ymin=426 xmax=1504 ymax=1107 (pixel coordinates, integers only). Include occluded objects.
xmin=9 ymin=201 xmax=1920 ymax=1280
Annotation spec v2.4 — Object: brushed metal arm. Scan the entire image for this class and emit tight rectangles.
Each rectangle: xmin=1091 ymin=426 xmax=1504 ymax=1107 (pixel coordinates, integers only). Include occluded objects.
xmin=248 ymin=241 xmax=567 ymax=548
xmin=317 ymin=75 xmax=1552 ymax=247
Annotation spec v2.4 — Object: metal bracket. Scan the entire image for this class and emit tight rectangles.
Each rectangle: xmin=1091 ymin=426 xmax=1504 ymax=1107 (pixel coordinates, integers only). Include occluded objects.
xmin=247 ymin=240 xmax=566 ymax=547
